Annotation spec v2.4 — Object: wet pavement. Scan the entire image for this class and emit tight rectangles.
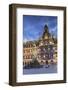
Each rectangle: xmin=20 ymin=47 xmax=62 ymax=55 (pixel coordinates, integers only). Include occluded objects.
xmin=23 ymin=64 xmax=57 ymax=75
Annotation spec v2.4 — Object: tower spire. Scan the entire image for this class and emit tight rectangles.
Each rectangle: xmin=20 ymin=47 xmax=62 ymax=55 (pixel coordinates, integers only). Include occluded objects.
xmin=42 ymin=24 xmax=50 ymax=39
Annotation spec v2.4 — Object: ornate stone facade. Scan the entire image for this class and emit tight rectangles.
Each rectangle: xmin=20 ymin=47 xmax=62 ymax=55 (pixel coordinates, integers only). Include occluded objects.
xmin=23 ymin=25 xmax=57 ymax=66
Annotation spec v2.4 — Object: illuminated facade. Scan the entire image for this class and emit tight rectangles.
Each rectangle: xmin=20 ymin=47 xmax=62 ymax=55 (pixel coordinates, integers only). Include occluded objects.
xmin=23 ymin=25 xmax=57 ymax=66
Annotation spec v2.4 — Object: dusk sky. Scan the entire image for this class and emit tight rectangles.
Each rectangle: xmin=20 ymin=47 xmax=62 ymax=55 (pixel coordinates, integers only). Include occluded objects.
xmin=23 ymin=15 xmax=57 ymax=42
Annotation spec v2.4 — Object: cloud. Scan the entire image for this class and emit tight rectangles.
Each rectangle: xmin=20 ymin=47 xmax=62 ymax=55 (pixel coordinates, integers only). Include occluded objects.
xmin=23 ymin=38 xmax=28 ymax=43
xmin=49 ymin=26 xmax=57 ymax=38
xmin=23 ymin=15 xmax=57 ymax=41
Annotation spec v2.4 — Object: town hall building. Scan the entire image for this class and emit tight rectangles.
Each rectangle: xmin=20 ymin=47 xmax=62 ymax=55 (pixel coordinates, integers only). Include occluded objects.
xmin=23 ymin=25 xmax=57 ymax=66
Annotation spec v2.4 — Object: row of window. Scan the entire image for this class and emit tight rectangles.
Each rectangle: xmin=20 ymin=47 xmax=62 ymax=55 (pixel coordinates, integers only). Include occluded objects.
xmin=23 ymin=55 xmax=33 ymax=59
xmin=24 ymin=49 xmax=32 ymax=53
xmin=23 ymin=47 xmax=57 ymax=54
xmin=23 ymin=53 xmax=55 ymax=59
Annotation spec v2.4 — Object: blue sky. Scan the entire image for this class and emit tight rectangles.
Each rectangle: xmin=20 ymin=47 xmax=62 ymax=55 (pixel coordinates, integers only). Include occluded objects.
xmin=23 ymin=15 xmax=57 ymax=42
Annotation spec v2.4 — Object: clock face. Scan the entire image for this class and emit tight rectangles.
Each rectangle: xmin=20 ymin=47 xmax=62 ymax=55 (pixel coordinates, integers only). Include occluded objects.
xmin=44 ymin=40 xmax=48 ymax=45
